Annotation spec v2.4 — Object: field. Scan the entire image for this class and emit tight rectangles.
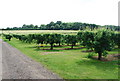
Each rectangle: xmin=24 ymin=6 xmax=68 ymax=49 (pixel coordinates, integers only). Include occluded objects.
xmin=2 ymin=30 xmax=79 ymax=35
xmin=2 ymin=30 xmax=119 ymax=79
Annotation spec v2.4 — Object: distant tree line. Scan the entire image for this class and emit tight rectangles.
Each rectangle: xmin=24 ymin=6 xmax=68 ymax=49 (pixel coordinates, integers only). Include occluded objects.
xmin=3 ymin=21 xmax=120 ymax=31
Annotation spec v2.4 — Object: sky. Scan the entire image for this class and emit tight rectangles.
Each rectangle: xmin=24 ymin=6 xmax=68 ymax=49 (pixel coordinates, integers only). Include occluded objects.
xmin=0 ymin=0 xmax=119 ymax=28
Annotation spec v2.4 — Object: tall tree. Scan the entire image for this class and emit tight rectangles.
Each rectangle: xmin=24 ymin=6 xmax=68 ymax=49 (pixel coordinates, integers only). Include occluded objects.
xmin=93 ymin=30 xmax=113 ymax=60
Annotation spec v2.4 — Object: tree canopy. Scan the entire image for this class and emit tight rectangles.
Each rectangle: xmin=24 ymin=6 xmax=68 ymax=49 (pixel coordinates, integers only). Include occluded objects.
xmin=4 ymin=21 xmax=120 ymax=31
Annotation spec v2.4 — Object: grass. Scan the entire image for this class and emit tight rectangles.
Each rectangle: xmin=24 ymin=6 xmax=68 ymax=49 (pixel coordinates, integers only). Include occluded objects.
xmin=3 ymin=37 xmax=119 ymax=79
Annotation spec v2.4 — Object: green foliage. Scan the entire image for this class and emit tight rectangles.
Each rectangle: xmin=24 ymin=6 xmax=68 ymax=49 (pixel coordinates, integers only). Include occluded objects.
xmin=81 ymin=31 xmax=95 ymax=50
xmin=77 ymin=32 xmax=83 ymax=43
xmin=26 ymin=34 xmax=35 ymax=43
xmin=5 ymin=21 xmax=100 ymax=30
xmin=48 ymin=34 xmax=59 ymax=50
xmin=4 ymin=21 xmax=120 ymax=31
xmin=34 ymin=34 xmax=45 ymax=44
xmin=93 ymin=30 xmax=113 ymax=60
xmin=94 ymin=30 xmax=112 ymax=52
xmin=4 ymin=34 xmax=12 ymax=41
xmin=87 ymin=52 xmax=95 ymax=58
xmin=103 ymin=51 xmax=108 ymax=57
xmin=65 ymin=35 xmax=78 ymax=48
xmin=43 ymin=34 xmax=50 ymax=44
xmin=54 ymin=34 xmax=63 ymax=46
xmin=113 ymin=33 xmax=120 ymax=48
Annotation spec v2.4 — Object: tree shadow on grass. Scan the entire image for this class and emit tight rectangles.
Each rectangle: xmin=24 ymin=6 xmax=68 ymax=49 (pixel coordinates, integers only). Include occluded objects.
xmin=27 ymin=46 xmax=37 ymax=48
xmin=42 ymin=49 xmax=60 ymax=52
xmin=81 ymin=50 xmax=94 ymax=52
xmin=27 ymin=46 xmax=85 ymax=51
xmin=34 ymin=48 xmax=61 ymax=52
xmin=62 ymin=47 xmax=85 ymax=50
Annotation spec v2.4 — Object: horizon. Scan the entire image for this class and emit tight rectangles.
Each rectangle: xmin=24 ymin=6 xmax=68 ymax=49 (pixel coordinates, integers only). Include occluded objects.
xmin=0 ymin=0 xmax=119 ymax=28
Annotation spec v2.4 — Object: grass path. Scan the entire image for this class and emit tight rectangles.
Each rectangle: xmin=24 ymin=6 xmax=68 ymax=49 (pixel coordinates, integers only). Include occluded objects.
xmin=4 ymin=38 xmax=118 ymax=79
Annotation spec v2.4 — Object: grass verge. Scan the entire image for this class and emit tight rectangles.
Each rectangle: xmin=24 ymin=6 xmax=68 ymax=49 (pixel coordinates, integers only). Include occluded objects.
xmin=4 ymin=38 xmax=118 ymax=79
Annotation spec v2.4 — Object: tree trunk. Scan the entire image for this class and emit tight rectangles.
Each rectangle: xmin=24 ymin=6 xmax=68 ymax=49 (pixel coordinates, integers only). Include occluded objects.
xmin=50 ymin=44 xmax=53 ymax=50
xmin=73 ymin=43 xmax=76 ymax=46
xmin=98 ymin=52 xmax=102 ymax=60
xmin=9 ymin=38 xmax=11 ymax=41
xmin=41 ymin=42 xmax=43 ymax=47
xmin=118 ymin=45 xmax=120 ymax=49
xmin=37 ymin=44 xmax=40 ymax=49
xmin=71 ymin=44 xmax=74 ymax=49
xmin=59 ymin=42 xmax=61 ymax=46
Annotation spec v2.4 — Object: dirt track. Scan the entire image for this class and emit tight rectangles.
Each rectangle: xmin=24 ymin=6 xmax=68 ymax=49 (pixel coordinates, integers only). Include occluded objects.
xmin=2 ymin=40 xmax=62 ymax=79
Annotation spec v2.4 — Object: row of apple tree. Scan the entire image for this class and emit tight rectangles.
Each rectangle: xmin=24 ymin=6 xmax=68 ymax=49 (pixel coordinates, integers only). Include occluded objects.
xmin=3 ymin=30 xmax=120 ymax=60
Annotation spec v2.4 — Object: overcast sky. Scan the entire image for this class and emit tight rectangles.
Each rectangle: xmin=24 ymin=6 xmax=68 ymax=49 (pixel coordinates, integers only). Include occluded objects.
xmin=0 ymin=0 xmax=119 ymax=28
